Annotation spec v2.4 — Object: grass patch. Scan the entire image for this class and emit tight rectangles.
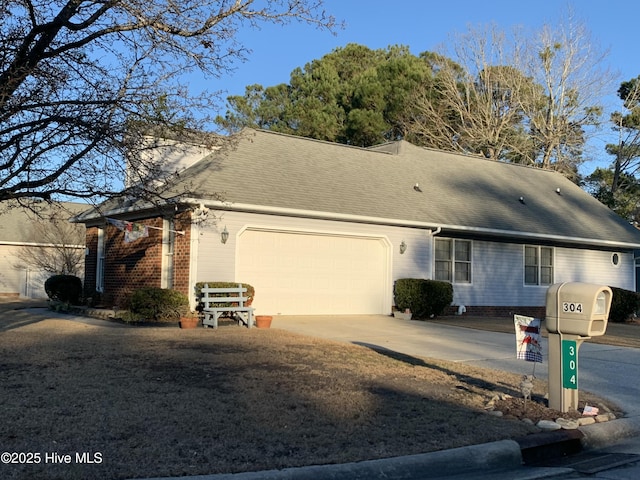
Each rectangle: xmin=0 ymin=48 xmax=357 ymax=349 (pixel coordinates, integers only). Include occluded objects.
xmin=0 ymin=307 xmax=618 ymax=480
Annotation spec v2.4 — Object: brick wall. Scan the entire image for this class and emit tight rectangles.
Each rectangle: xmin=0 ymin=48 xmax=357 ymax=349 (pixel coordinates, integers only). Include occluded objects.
xmin=172 ymin=211 xmax=192 ymax=294
xmin=104 ymin=217 xmax=162 ymax=307
xmin=84 ymin=213 xmax=191 ymax=307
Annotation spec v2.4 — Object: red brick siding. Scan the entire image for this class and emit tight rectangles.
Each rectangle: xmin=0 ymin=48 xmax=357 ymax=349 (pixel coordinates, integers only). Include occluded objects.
xmin=171 ymin=211 xmax=192 ymax=295
xmin=84 ymin=213 xmax=191 ymax=307
xmin=84 ymin=227 xmax=99 ymax=295
xmin=104 ymin=217 xmax=161 ymax=307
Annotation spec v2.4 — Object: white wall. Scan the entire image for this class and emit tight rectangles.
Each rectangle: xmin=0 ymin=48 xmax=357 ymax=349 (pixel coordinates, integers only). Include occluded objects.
xmin=127 ymin=136 xmax=216 ymax=188
xmin=194 ymin=210 xmax=434 ymax=282
xmin=0 ymin=245 xmax=85 ymax=299
xmin=451 ymin=240 xmax=634 ymax=307
xmin=191 ymin=210 xmax=636 ymax=311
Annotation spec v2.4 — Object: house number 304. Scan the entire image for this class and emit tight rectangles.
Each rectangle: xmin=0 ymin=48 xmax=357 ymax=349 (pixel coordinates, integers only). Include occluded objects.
xmin=562 ymin=340 xmax=578 ymax=390
xmin=562 ymin=302 xmax=583 ymax=313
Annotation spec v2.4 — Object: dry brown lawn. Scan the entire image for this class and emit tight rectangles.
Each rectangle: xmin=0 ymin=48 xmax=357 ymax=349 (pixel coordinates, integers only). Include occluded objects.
xmin=0 ymin=302 xmax=619 ymax=480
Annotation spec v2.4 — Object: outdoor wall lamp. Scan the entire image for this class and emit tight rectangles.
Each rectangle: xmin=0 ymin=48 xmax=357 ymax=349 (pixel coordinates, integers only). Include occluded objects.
xmin=399 ymin=240 xmax=407 ymax=254
xmin=220 ymin=226 xmax=229 ymax=244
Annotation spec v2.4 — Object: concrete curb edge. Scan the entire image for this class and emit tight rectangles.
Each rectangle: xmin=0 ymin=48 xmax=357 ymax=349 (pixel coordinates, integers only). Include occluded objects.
xmin=133 ymin=418 xmax=640 ymax=480
xmin=133 ymin=440 xmax=523 ymax=480
xmin=578 ymin=415 xmax=640 ymax=450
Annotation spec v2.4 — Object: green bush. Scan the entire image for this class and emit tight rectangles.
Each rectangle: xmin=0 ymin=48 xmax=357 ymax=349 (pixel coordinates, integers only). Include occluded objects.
xmin=394 ymin=278 xmax=453 ymax=319
xmin=609 ymin=286 xmax=640 ymax=323
xmin=44 ymin=274 xmax=83 ymax=304
xmin=129 ymin=287 xmax=189 ymax=322
xmin=194 ymin=282 xmax=255 ymax=308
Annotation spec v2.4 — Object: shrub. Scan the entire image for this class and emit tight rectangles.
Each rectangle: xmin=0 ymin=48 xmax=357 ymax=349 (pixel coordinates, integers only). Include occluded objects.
xmin=44 ymin=274 xmax=83 ymax=304
xmin=83 ymin=288 xmax=102 ymax=307
xmin=394 ymin=278 xmax=453 ymax=319
xmin=609 ymin=286 xmax=640 ymax=323
xmin=129 ymin=287 xmax=189 ymax=322
xmin=194 ymin=282 xmax=255 ymax=309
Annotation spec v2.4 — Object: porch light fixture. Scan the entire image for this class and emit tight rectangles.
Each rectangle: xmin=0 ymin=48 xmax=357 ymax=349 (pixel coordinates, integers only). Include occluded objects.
xmin=399 ymin=241 xmax=407 ymax=255
xmin=220 ymin=226 xmax=229 ymax=244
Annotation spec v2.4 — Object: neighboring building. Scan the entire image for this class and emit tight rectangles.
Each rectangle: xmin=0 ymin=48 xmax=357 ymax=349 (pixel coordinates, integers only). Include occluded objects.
xmin=73 ymin=129 xmax=640 ymax=317
xmin=0 ymin=202 xmax=87 ymax=298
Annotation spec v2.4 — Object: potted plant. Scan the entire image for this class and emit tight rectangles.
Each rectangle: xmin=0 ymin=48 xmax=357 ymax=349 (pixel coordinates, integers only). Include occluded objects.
xmin=393 ymin=308 xmax=412 ymax=321
xmin=178 ymin=306 xmax=200 ymax=329
xmin=255 ymin=315 xmax=273 ymax=328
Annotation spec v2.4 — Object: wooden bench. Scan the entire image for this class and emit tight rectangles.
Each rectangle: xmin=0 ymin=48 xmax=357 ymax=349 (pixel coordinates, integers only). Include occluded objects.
xmin=200 ymin=283 xmax=255 ymax=329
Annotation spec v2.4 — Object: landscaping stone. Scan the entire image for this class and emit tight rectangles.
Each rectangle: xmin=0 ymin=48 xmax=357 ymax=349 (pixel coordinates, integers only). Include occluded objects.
xmin=555 ymin=418 xmax=579 ymax=430
xmin=595 ymin=412 xmax=616 ymax=422
xmin=536 ymin=420 xmax=562 ymax=431
xmin=578 ymin=417 xmax=596 ymax=426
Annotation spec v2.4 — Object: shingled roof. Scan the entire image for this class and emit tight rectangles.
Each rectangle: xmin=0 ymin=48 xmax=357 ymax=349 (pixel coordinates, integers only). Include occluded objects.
xmin=170 ymin=129 xmax=638 ymax=249
xmin=0 ymin=201 xmax=87 ymax=244
xmin=77 ymin=128 xmax=640 ymax=250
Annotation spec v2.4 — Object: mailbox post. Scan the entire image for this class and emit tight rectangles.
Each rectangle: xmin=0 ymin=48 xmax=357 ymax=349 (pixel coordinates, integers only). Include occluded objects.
xmin=545 ymin=282 xmax=612 ymax=412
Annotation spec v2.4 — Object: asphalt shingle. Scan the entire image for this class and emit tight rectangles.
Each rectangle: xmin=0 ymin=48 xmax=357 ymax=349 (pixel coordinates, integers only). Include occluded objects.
xmin=177 ymin=129 xmax=640 ymax=249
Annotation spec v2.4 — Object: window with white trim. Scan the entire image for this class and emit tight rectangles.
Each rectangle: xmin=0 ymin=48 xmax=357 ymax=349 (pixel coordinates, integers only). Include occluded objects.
xmin=161 ymin=218 xmax=175 ymax=289
xmin=524 ymin=245 xmax=553 ymax=285
xmin=435 ymin=238 xmax=472 ymax=283
xmin=96 ymin=227 xmax=105 ymax=292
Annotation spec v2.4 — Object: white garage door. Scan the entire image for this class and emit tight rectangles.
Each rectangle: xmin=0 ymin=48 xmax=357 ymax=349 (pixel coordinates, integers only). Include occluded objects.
xmin=237 ymin=229 xmax=389 ymax=315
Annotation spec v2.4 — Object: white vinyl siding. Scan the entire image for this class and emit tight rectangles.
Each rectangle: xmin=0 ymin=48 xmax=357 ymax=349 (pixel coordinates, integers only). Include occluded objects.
xmin=192 ymin=210 xmax=637 ymax=312
xmin=0 ymin=248 xmax=49 ymax=298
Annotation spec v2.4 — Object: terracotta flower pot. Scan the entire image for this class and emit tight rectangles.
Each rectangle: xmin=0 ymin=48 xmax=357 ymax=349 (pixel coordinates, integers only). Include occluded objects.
xmin=179 ymin=317 xmax=199 ymax=329
xmin=255 ymin=315 xmax=272 ymax=329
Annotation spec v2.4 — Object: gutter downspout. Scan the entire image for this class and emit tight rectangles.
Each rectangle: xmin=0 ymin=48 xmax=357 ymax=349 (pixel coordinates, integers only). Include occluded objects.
xmin=427 ymin=227 xmax=442 ymax=280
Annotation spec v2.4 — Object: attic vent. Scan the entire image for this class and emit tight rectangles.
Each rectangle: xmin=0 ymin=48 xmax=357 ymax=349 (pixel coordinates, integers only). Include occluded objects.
xmin=556 ymin=188 xmax=561 ymax=195
xmin=519 ymin=196 xmax=525 ymax=204
xmin=414 ymin=183 xmax=422 ymax=192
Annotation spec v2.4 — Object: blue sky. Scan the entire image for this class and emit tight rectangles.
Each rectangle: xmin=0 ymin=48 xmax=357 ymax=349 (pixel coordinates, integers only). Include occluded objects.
xmin=191 ymin=0 xmax=640 ymax=174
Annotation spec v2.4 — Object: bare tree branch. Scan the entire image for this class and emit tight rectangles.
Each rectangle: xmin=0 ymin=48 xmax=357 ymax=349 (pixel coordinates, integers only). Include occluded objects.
xmin=0 ymin=0 xmax=338 ymax=205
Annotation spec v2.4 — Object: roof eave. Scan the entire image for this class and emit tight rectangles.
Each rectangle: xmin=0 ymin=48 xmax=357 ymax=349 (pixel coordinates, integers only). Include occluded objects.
xmin=183 ymin=199 xmax=640 ymax=250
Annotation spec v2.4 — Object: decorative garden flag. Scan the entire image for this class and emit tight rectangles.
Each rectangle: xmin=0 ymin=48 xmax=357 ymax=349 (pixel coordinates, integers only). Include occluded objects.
xmin=514 ymin=315 xmax=543 ymax=363
xmin=106 ymin=218 xmax=149 ymax=243
xmin=123 ymin=222 xmax=149 ymax=243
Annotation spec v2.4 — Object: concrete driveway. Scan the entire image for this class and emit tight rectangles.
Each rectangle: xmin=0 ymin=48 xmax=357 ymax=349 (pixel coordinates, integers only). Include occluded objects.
xmin=272 ymin=314 xmax=640 ymax=418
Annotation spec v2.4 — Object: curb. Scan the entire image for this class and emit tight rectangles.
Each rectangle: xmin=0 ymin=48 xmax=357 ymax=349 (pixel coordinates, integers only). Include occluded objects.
xmin=516 ymin=415 xmax=640 ymax=468
xmin=579 ymin=416 xmax=640 ymax=450
xmin=133 ymin=440 xmax=523 ymax=480
xmin=517 ymin=428 xmax=584 ymax=465
xmin=132 ymin=418 xmax=640 ymax=480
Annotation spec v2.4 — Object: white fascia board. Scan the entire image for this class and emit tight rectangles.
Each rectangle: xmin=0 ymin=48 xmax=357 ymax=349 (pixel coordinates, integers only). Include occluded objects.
xmin=185 ymin=199 xmax=640 ymax=251
xmin=69 ymin=201 xmax=161 ymax=223
xmin=0 ymin=240 xmax=85 ymax=248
